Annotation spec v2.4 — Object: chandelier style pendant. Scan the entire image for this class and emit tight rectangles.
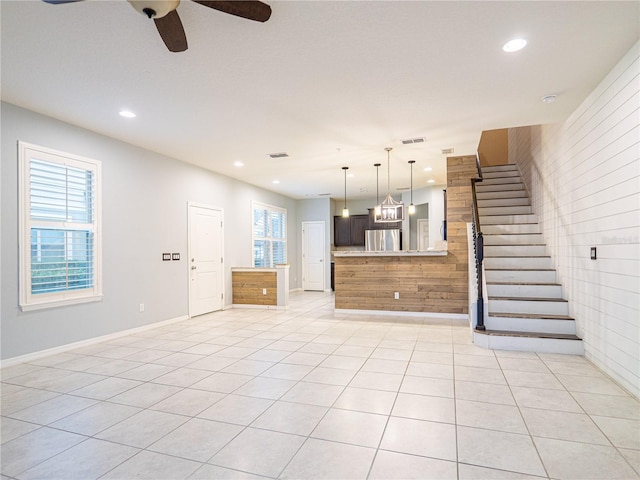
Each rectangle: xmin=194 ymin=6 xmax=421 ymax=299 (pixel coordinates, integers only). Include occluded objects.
xmin=374 ymin=147 xmax=405 ymax=223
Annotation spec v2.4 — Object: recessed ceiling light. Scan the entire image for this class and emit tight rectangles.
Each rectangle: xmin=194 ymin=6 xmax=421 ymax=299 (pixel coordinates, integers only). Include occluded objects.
xmin=502 ymin=38 xmax=527 ymax=53
xmin=272 ymin=180 xmax=280 ymax=184
xmin=542 ymin=94 xmax=557 ymax=104
xmin=427 ymin=179 xmax=435 ymax=183
xmin=119 ymin=110 xmax=136 ymax=118
xmin=233 ymin=161 xmax=244 ymax=167
xmin=423 ymin=167 xmax=433 ymax=172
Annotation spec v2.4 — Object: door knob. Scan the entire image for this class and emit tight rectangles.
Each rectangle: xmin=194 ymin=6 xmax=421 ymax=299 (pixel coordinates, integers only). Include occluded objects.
xmin=191 ymin=266 xmax=197 ymax=270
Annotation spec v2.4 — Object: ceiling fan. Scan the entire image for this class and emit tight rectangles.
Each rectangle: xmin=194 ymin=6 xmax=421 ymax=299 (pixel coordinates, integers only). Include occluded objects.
xmin=42 ymin=0 xmax=272 ymax=52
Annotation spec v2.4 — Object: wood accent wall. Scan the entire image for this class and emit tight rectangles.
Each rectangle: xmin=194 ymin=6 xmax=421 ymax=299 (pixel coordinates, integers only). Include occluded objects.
xmin=232 ymin=271 xmax=277 ymax=306
xmin=334 ymin=155 xmax=477 ymax=314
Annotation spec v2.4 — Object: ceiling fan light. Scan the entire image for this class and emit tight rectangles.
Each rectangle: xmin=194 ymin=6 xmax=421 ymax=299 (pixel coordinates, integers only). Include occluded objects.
xmin=128 ymin=0 xmax=180 ymax=19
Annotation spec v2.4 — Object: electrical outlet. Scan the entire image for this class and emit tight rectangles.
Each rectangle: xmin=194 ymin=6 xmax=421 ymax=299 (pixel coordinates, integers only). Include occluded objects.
xmin=262 ymin=288 xmax=267 ymax=295
xmin=394 ymin=292 xmax=400 ymax=300
xmin=139 ymin=303 xmax=145 ymax=312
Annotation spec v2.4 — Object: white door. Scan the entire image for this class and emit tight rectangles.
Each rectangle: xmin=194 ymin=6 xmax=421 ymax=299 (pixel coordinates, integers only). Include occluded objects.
xmin=302 ymin=221 xmax=325 ymax=291
xmin=188 ymin=203 xmax=223 ymax=316
xmin=418 ymin=219 xmax=429 ymax=251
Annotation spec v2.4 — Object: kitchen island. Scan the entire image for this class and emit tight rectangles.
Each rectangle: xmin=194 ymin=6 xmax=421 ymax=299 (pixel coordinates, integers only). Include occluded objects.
xmin=333 ymin=250 xmax=468 ymax=315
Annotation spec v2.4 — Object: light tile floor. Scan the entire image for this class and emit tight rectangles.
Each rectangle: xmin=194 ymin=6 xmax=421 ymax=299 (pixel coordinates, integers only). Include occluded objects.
xmin=2 ymin=291 xmax=639 ymax=479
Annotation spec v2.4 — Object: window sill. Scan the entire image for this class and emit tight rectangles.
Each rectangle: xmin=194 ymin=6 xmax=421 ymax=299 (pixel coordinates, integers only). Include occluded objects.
xmin=20 ymin=294 xmax=103 ymax=312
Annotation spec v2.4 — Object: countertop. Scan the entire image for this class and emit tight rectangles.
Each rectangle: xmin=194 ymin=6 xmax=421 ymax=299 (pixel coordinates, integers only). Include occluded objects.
xmin=333 ymin=250 xmax=447 ymax=257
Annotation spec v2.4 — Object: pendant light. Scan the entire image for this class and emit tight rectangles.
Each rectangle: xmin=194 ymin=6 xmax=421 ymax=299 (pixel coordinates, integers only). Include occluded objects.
xmin=374 ymin=147 xmax=405 ymax=222
xmin=408 ymin=160 xmax=416 ymax=215
xmin=342 ymin=166 xmax=350 ymax=218
xmin=374 ymin=163 xmax=381 ymax=217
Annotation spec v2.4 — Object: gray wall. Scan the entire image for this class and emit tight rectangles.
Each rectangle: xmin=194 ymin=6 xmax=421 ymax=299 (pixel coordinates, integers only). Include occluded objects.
xmin=1 ymin=102 xmax=300 ymax=360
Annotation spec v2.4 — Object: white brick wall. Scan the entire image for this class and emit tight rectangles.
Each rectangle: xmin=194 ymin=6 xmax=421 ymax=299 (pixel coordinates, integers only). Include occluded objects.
xmin=509 ymin=41 xmax=640 ymax=398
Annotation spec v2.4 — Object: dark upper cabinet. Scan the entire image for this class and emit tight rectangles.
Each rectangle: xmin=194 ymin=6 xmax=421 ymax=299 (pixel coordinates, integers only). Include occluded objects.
xmin=334 ymin=216 xmax=351 ymax=246
xmin=350 ymin=215 xmax=369 ymax=246
xmin=334 ymin=214 xmax=369 ymax=246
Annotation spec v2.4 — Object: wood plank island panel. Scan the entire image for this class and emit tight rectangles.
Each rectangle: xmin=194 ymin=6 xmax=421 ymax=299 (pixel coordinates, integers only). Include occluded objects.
xmin=334 ymin=155 xmax=477 ymax=314
xmin=232 ymin=271 xmax=277 ymax=306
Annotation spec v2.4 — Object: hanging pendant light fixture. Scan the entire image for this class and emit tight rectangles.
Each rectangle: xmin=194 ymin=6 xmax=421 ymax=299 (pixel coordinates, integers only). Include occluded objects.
xmin=374 ymin=163 xmax=381 ymax=217
xmin=374 ymin=147 xmax=405 ymax=223
xmin=342 ymin=166 xmax=350 ymax=218
xmin=408 ymin=160 xmax=416 ymax=215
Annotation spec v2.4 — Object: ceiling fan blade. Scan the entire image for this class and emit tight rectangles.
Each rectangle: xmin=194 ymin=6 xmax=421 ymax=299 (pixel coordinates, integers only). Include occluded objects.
xmin=154 ymin=9 xmax=188 ymax=52
xmin=192 ymin=1 xmax=271 ymax=22
xmin=42 ymin=0 xmax=85 ymax=3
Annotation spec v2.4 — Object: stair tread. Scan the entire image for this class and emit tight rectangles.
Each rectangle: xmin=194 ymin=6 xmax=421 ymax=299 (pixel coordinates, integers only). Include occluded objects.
xmin=484 ymin=243 xmax=546 ymax=246
xmin=485 ymin=268 xmax=556 ymax=271
xmin=488 ymin=312 xmax=574 ymax=320
xmin=476 ymin=329 xmax=581 ymax=340
xmin=480 ymin=213 xmax=535 ymax=217
xmin=484 ymin=255 xmax=551 ymax=258
xmin=489 ymin=296 xmax=568 ymax=302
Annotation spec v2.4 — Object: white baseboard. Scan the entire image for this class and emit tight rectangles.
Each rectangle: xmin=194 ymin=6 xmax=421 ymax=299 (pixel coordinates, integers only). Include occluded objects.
xmin=231 ymin=304 xmax=289 ymax=311
xmin=0 ymin=315 xmax=189 ymax=369
xmin=335 ymin=308 xmax=468 ymax=322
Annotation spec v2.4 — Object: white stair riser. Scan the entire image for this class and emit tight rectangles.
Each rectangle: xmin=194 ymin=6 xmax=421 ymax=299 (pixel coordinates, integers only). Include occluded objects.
xmin=484 ymin=256 xmax=553 ymax=269
xmin=485 ymin=269 xmax=557 ymax=283
xmin=482 ymin=224 xmax=541 ymax=234
xmin=484 ymin=245 xmax=547 ymax=257
xmin=484 ymin=234 xmax=545 ymax=245
xmin=483 ymin=170 xmax=521 ymax=179
xmin=487 ymin=284 xmax=563 ymax=298
xmin=476 ymin=183 xmax=525 ymax=193
xmin=474 ymin=332 xmax=584 ymax=355
xmin=489 ymin=299 xmax=569 ymax=316
xmin=481 ymin=214 xmax=538 ymax=225
xmin=477 ymin=197 xmax=530 ymax=207
xmin=480 ymin=177 xmax=522 ymax=186
xmin=477 ymin=190 xmax=527 ymax=200
xmin=482 ymin=165 xmax=518 ymax=173
xmin=485 ymin=316 xmax=576 ymax=334
xmin=479 ymin=205 xmax=533 ymax=216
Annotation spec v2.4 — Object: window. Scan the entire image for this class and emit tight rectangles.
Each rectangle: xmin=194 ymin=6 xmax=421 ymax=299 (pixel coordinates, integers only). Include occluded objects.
xmin=19 ymin=142 xmax=102 ymax=311
xmin=252 ymin=202 xmax=286 ymax=267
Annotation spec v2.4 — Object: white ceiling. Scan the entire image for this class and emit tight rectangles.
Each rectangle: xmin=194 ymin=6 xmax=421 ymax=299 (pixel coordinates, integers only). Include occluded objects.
xmin=2 ymin=1 xmax=638 ymax=202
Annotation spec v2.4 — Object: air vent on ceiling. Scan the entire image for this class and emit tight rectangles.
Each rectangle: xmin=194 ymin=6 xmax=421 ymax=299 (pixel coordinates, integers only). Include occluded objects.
xmin=268 ymin=152 xmax=289 ymax=158
xmin=441 ymin=148 xmax=454 ymax=155
xmin=396 ymin=187 xmax=410 ymax=191
xmin=401 ymin=137 xmax=426 ymax=144
xmin=318 ymin=193 xmax=332 ymax=196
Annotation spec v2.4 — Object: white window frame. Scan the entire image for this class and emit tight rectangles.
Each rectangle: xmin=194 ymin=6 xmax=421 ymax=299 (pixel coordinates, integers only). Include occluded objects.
xmin=18 ymin=141 xmax=103 ymax=311
xmin=251 ymin=201 xmax=287 ymax=268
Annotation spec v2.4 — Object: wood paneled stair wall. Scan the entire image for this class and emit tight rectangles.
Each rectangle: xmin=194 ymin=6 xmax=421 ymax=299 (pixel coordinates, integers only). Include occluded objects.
xmin=473 ymin=164 xmax=584 ymax=354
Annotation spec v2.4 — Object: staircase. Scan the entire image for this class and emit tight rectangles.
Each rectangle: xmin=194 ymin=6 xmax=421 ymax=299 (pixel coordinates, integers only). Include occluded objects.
xmin=473 ymin=164 xmax=584 ymax=355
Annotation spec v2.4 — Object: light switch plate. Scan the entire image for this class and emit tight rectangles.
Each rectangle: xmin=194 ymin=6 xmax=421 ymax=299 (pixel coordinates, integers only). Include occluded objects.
xmin=590 ymin=247 xmax=597 ymax=260
xmin=162 ymin=253 xmax=171 ymax=261
xmin=172 ymin=253 xmax=180 ymax=261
